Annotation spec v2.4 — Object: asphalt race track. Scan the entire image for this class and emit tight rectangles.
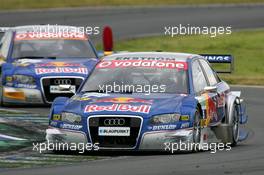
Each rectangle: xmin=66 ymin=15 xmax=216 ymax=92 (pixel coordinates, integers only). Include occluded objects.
xmin=0 ymin=86 xmax=263 ymax=175
xmin=1 ymin=4 xmax=264 ymax=40
xmin=0 ymin=4 xmax=264 ymax=175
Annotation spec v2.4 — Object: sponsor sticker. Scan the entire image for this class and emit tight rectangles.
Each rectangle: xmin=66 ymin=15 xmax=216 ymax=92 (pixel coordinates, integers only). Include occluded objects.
xmin=98 ymin=127 xmax=130 ymax=136
xmin=180 ymin=115 xmax=189 ymax=121
xmin=35 ymin=67 xmax=88 ymax=74
xmin=181 ymin=123 xmax=190 ymax=129
xmin=150 ymin=124 xmax=177 ymax=131
xmin=52 ymin=114 xmax=61 ymax=120
xmin=82 ymin=93 xmax=109 ymax=98
xmin=6 ymin=76 xmax=13 ymax=82
xmin=115 ymin=56 xmax=180 ymax=61
xmin=96 ymin=60 xmax=187 ymax=70
xmin=60 ymin=124 xmax=83 ymax=130
xmin=50 ymin=121 xmax=58 ymax=127
xmin=203 ymin=55 xmax=232 ymax=63
xmin=50 ymin=85 xmax=76 ymax=94
xmin=36 ymin=62 xmax=82 ymax=67
xmin=85 ymin=104 xmax=151 ymax=114
xmin=17 ymin=84 xmax=37 ymax=89
xmin=93 ymin=97 xmax=153 ymax=104
xmin=15 ymin=32 xmax=88 ymax=41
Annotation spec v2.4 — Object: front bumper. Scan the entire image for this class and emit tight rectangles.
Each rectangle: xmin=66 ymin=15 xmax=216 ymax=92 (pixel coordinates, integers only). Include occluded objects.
xmin=46 ymin=128 xmax=88 ymax=144
xmin=2 ymin=86 xmax=44 ymax=105
xmin=139 ymin=129 xmax=193 ymax=150
xmin=46 ymin=127 xmax=194 ymax=151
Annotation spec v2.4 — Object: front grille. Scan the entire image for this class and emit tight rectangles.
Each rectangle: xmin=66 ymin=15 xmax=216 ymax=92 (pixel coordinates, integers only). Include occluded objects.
xmin=88 ymin=116 xmax=142 ymax=148
xmin=42 ymin=77 xmax=83 ymax=103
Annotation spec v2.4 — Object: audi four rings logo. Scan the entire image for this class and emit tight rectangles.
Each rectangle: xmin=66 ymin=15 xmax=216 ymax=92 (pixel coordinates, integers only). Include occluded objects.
xmin=54 ymin=79 xmax=72 ymax=85
xmin=104 ymin=118 xmax=125 ymax=126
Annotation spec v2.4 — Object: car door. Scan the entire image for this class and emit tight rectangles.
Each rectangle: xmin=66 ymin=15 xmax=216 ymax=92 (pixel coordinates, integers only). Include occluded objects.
xmin=192 ymin=59 xmax=219 ymax=126
xmin=199 ymin=59 xmax=225 ymax=123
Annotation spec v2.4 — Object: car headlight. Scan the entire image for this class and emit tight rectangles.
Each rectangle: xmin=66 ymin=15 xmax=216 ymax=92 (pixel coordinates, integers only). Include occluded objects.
xmin=149 ymin=113 xmax=181 ymax=125
xmin=61 ymin=112 xmax=82 ymax=124
xmin=13 ymin=75 xmax=35 ymax=85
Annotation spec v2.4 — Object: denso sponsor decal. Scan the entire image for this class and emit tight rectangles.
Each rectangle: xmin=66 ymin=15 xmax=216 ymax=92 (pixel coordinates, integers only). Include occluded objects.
xmin=15 ymin=32 xmax=88 ymax=41
xmin=85 ymin=104 xmax=151 ymax=114
xmin=96 ymin=60 xmax=187 ymax=70
xmin=35 ymin=67 xmax=88 ymax=74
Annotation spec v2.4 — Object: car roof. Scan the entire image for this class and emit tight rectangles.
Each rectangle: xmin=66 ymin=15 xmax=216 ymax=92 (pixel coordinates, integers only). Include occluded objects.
xmin=7 ymin=25 xmax=81 ymax=33
xmin=103 ymin=52 xmax=200 ymax=62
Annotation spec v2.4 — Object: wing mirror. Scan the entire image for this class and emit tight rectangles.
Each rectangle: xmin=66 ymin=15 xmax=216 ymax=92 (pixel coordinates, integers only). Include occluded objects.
xmin=204 ymin=86 xmax=217 ymax=93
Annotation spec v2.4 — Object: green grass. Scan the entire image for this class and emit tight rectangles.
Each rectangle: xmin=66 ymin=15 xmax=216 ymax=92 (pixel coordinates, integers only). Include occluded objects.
xmin=0 ymin=0 xmax=264 ymax=10
xmin=107 ymin=30 xmax=264 ymax=85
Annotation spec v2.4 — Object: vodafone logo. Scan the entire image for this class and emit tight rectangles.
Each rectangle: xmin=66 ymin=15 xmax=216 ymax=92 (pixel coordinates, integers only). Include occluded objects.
xmin=35 ymin=67 xmax=88 ymax=74
xmin=15 ymin=32 xmax=87 ymax=41
xmin=85 ymin=104 xmax=151 ymax=114
xmin=96 ymin=60 xmax=187 ymax=70
xmin=15 ymin=33 xmax=28 ymax=40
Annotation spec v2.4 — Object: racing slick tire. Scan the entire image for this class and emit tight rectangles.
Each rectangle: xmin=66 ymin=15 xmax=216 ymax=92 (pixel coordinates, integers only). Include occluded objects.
xmin=0 ymin=88 xmax=3 ymax=106
xmin=192 ymin=109 xmax=202 ymax=151
xmin=0 ymin=76 xmax=3 ymax=106
xmin=230 ymin=103 xmax=239 ymax=146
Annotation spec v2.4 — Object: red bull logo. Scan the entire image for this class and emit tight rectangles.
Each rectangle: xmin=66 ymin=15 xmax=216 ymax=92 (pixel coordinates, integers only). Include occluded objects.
xmin=85 ymin=104 xmax=151 ymax=114
xmin=35 ymin=67 xmax=88 ymax=74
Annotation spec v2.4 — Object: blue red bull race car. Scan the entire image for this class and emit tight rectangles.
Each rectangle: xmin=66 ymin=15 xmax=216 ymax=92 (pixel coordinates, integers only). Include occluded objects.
xmin=46 ymin=52 xmax=248 ymax=151
xmin=0 ymin=25 xmax=99 ymax=105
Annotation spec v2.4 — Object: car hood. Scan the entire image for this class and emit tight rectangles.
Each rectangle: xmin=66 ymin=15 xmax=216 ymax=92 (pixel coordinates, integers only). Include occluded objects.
xmin=11 ymin=58 xmax=98 ymax=77
xmin=63 ymin=93 xmax=194 ymax=118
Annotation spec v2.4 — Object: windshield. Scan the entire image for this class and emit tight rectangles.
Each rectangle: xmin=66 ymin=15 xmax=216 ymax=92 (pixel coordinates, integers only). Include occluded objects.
xmin=81 ymin=61 xmax=188 ymax=94
xmin=12 ymin=38 xmax=96 ymax=59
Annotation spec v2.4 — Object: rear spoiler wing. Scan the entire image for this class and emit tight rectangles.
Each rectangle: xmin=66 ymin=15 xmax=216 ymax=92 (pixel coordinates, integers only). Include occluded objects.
xmin=0 ymin=27 xmax=11 ymax=33
xmin=200 ymin=54 xmax=234 ymax=73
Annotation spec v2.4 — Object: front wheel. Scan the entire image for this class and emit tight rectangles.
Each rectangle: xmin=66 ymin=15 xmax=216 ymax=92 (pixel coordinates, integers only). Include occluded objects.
xmin=192 ymin=110 xmax=201 ymax=151
xmin=231 ymin=103 xmax=239 ymax=146
xmin=0 ymin=85 xmax=3 ymax=106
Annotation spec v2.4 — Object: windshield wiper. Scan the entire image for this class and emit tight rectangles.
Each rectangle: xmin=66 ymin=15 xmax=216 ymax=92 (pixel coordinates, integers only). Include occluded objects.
xmin=14 ymin=56 xmax=57 ymax=59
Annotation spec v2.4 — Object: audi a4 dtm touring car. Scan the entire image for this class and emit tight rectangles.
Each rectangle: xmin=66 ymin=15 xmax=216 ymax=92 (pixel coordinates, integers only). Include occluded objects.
xmin=0 ymin=25 xmax=99 ymax=106
xmin=46 ymin=52 xmax=248 ymax=151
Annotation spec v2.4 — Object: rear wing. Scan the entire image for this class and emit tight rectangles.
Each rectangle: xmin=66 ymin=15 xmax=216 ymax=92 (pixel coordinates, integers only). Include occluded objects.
xmin=0 ymin=27 xmax=11 ymax=33
xmin=200 ymin=54 xmax=234 ymax=73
